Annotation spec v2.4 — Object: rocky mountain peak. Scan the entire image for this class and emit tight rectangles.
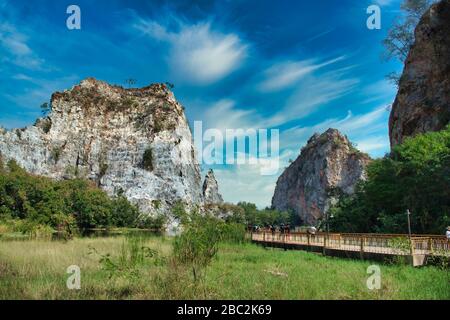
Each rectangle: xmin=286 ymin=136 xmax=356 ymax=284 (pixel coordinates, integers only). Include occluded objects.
xmin=389 ymin=0 xmax=450 ymax=147
xmin=0 ymin=78 xmax=205 ymax=228
xmin=272 ymin=128 xmax=370 ymax=225
xmin=202 ymin=169 xmax=224 ymax=204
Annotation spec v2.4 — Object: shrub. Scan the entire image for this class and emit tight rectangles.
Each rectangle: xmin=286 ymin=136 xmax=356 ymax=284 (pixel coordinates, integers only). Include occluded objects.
xmin=142 ymin=148 xmax=153 ymax=171
xmin=39 ymin=119 xmax=52 ymax=134
xmin=51 ymin=147 xmax=62 ymax=164
xmin=137 ymin=214 xmax=167 ymax=230
xmin=90 ymin=235 xmax=162 ymax=279
xmin=40 ymin=102 xmax=51 ymax=116
xmin=173 ymin=212 xmax=222 ymax=281
xmin=99 ymin=162 xmax=108 ymax=179
xmin=13 ymin=219 xmax=54 ymax=240
xmin=110 ymin=196 xmax=140 ymax=227
xmin=388 ymin=237 xmax=411 ymax=265
xmin=218 ymin=222 xmax=246 ymax=243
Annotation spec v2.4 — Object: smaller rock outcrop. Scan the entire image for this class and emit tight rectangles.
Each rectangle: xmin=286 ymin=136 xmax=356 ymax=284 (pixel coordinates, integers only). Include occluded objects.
xmin=271 ymin=129 xmax=371 ymax=225
xmin=389 ymin=0 xmax=450 ymax=147
xmin=202 ymin=169 xmax=224 ymax=204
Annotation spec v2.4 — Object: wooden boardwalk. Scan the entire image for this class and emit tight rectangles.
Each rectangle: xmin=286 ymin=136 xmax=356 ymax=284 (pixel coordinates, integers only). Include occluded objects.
xmin=251 ymin=231 xmax=449 ymax=266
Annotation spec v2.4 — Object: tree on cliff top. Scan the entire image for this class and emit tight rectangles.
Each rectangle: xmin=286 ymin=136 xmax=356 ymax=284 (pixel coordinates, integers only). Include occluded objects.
xmin=383 ymin=0 xmax=435 ymax=85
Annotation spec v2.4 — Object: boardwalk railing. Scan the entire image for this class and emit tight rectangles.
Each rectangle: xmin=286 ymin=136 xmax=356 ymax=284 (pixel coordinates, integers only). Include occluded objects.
xmin=251 ymin=231 xmax=449 ymax=256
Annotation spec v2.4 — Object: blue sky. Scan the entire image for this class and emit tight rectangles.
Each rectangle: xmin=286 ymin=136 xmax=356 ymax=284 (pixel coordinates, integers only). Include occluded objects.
xmin=0 ymin=0 xmax=404 ymax=207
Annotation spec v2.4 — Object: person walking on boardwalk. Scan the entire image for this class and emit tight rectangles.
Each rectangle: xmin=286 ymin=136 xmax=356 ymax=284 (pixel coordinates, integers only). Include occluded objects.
xmin=446 ymin=226 xmax=450 ymax=241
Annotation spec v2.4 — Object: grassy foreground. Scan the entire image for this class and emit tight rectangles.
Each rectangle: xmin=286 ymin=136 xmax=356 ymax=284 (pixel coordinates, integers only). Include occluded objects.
xmin=0 ymin=236 xmax=448 ymax=300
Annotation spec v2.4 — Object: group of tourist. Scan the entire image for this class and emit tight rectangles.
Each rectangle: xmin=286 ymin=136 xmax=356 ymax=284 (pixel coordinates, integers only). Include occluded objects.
xmin=248 ymin=224 xmax=291 ymax=234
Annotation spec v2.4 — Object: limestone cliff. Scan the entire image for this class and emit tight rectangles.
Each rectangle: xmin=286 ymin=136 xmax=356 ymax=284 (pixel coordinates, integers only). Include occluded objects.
xmin=389 ymin=0 xmax=450 ymax=147
xmin=271 ymin=129 xmax=370 ymax=225
xmin=0 ymin=78 xmax=204 ymax=221
xmin=202 ymin=169 xmax=223 ymax=204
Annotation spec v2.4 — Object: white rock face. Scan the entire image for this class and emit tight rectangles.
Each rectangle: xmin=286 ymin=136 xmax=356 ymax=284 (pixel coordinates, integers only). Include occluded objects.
xmin=0 ymin=78 xmax=203 ymax=218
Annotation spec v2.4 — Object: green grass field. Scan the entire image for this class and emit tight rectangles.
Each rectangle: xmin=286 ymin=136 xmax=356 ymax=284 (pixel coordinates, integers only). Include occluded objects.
xmin=0 ymin=236 xmax=448 ymax=300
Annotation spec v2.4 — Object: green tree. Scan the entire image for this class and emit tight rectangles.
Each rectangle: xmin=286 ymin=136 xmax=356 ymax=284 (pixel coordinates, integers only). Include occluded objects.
xmin=40 ymin=102 xmax=51 ymax=116
xmin=237 ymin=202 xmax=259 ymax=225
xmin=383 ymin=0 xmax=434 ymax=85
xmin=330 ymin=126 xmax=450 ymax=234
xmin=124 ymin=78 xmax=137 ymax=88
xmin=0 ymin=162 xmax=142 ymax=230
xmin=111 ymin=196 xmax=140 ymax=227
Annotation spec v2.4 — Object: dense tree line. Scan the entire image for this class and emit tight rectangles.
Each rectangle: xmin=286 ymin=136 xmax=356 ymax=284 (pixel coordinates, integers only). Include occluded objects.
xmin=0 ymin=159 xmax=140 ymax=231
xmin=329 ymin=126 xmax=450 ymax=234
xmin=235 ymin=202 xmax=299 ymax=227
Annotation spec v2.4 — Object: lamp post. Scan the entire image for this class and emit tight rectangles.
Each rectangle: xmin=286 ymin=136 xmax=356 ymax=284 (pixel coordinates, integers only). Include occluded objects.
xmin=406 ymin=209 xmax=413 ymax=255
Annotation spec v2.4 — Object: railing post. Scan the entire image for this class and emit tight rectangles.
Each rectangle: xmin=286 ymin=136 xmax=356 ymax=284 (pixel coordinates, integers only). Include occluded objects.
xmin=323 ymin=235 xmax=327 ymax=255
xmin=360 ymin=237 xmax=364 ymax=260
xmin=307 ymin=233 xmax=310 ymax=251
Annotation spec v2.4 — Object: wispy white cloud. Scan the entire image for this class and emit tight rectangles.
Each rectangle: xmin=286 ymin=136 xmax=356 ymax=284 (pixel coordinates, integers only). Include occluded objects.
xmin=135 ymin=20 xmax=248 ymax=85
xmin=2 ymin=75 xmax=79 ymax=110
xmin=258 ymin=56 xmax=345 ymax=92
xmin=264 ymin=69 xmax=360 ymax=126
xmin=211 ymin=149 xmax=293 ymax=208
xmin=200 ymin=99 xmax=259 ymax=130
xmin=282 ymin=106 xmax=389 ymax=153
xmin=354 ymin=136 xmax=390 ymax=154
xmin=0 ymin=22 xmax=44 ymax=70
xmin=374 ymin=0 xmax=395 ymax=6
xmin=12 ymin=73 xmax=33 ymax=81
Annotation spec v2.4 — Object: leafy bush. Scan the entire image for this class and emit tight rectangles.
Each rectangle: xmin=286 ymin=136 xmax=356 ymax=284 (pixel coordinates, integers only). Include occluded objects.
xmin=40 ymin=102 xmax=51 ymax=116
xmin=387 ymin=237 xmax=411 ymax=265
xmin=330 ymin=126 xmax=450 ymax=234
xmin=0 ymin=153 xmax=4 ymax=173
xmin=218 ymin=222 xmax=246 ymax=243
xmin=173 ymin=212 xmax=222 ymax=281
xmin=142 ymin=147 xmax=153 ymax=171
xmin=172 ymin=210 xmax=249 ymax=281
xmin=90 ymin=235 xmax=163 ymax=279
xmin=137 ymin=214 xmax=167 ymax=230
xmin=110 ymin=196 xmax=140 ymax=227
xmin=0 ymin=160 xmax=141 ymax=231
xmin=51 ymin=147 xmax=62 ymax=164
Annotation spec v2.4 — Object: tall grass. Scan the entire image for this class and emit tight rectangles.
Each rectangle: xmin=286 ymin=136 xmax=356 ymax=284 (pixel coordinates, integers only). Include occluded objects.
xmin=0 ymin=237 xmax=448 ymax=300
